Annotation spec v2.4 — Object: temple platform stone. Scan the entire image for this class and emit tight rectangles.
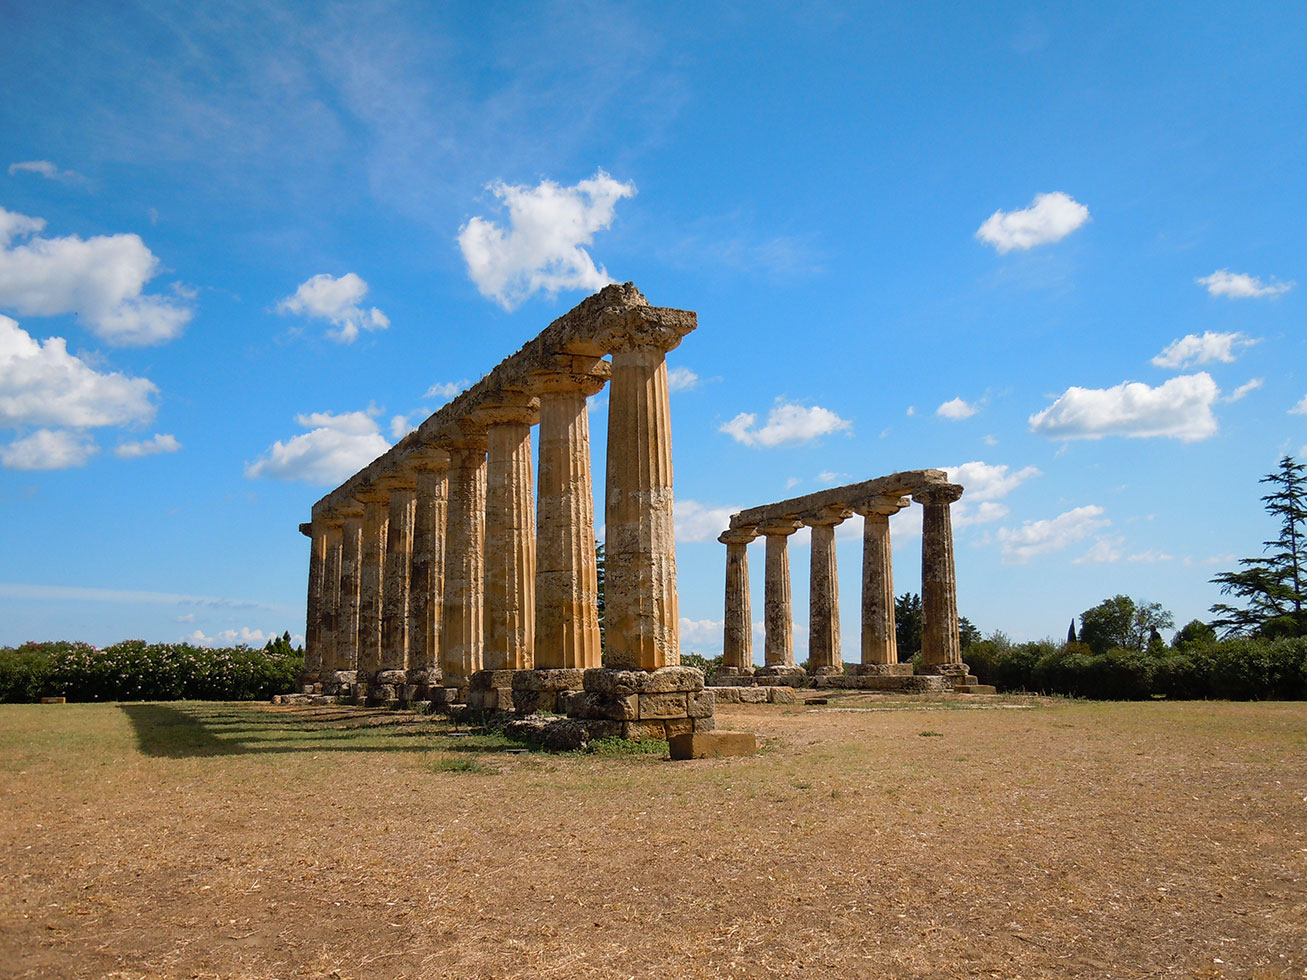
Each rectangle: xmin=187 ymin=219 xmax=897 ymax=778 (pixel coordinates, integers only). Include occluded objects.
xmin=669 ymin=731 xmax=757 ymax=760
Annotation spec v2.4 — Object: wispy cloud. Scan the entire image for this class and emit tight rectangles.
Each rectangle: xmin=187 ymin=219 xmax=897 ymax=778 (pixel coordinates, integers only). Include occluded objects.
xmin=245 ymin=408 xmax=390 ymax=485
xmin=1151 ymin=331 xmax=1259 ymax=369
xmin=998 ymin=505 xmax=1109 ymax=563
xmin=667 ymin=366 xmax=699 ymax=392
xmin=114 ymin=433 xmax=181 ymax=459
xmin=976 ymin=192 xmax=1089 ymax=253
xmin=424 ymin=379 xmax=471 ymax=401
xmin=674 ymin=500 xmax=739 ymax=543
xmin=1226 ymin=378 xmax=1263 ymax=403
xmin=0 ymin=583 xmax=277 ymax=610
xmin=1196 ymin=269 xmax=1293 ymax=299
xmin=8 ymin=160 xmax=86 ymax=184
xmin=1 ymin=428 xmax=98 ymax=471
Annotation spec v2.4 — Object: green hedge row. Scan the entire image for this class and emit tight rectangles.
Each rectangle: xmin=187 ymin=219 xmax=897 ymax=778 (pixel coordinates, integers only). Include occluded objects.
xmin=0 ymin=640 xmax=304 ymax=703
xmin=964 ymin=637 xmax=1307 ymax=700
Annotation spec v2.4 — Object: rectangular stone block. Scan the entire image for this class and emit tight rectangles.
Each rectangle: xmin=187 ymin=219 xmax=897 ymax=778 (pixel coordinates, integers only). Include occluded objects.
xmin=622 ymin=720 xmax=669 ymax=742
xmin=767 ymin=687 xmax=798 ymax=704
xmin=739 ymin=687 xmax=769 ymax=703
xmin=669 ymin=731 xmax=756 ymax=760
xmin=561 ymin=691 xmax=639 ymax=721
xmin=512 ymin=689 xmax=560 ymax=714
xmin=663 ymin=718 xmax=694 ymax=738
xmin=469 ymin=669 xmax=517 ymax=691
xmin=692 ymin=716 xmax=716 ymax=732
xmin=638 ymin=692 xmax=689 ymax=719
xmin=513 ymin=668 xmax=585 ymax=692
xmin=583 ymin=666 xmax=705 ymax=695
xmin=429 ymin=687 xmax=461 ymax=705
xmin=711 ymin=686 xmax=742 ymax=704
xmin=686 ymin=690 xmax=715 ymax=718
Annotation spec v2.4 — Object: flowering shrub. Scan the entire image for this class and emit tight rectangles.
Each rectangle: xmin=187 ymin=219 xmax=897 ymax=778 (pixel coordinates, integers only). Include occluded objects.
xmin=0 ymin=640 xmax=303 ymax=703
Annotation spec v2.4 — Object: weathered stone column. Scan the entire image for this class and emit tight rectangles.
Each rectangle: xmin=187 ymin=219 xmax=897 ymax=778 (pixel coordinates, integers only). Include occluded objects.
xmin=483 ymin=400 xmax=539 ymax=671
xmin=302 ymin=519 xmax=328 ymax=686
xmin=806 ymin=506 xmax=851 ymax=676
xmin=319 ymin=520 xmax=343 ymax=676
xmin=718 ymin=527 xmax=758 ymax=674
xmin=439 ymin=429 xmax=488 ymax=687
xmin=380 ymin=476 xmax=417 ymax=672
xmin=915 ymin=483 xmax=965 ymax=670
xmin=759 ymin=518 xmax=802 ymax=668
xmin=596 ymin=319 xmax=693 ymax=670
xmin=854 ymin=495 xmax=908 ymax=666
xmin=530 ymin=366 xmax=607 ymax=670
xmin=336 ymin=507 xmax=364 ymax=675
xmin=408 ymin=451 xmax=450 ymax=685
xmin=355 ymin=487 xmax=389 ymax=684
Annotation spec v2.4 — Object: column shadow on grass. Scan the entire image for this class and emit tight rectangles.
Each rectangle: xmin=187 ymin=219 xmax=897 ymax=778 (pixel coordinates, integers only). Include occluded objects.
xmin=120 ymin=702 xmax=497 ymax=759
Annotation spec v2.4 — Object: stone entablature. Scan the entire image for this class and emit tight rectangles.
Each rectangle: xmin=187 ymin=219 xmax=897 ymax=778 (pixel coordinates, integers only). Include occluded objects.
xmin=297 ymin=284 xmax=698 ymax=708
xmin=719 ymin=470 xmax=986 ymax=693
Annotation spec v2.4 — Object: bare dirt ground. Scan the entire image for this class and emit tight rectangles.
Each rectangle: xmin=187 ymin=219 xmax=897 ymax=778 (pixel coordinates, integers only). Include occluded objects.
xmin=1 ymin=694 xmax=1304 ymax=980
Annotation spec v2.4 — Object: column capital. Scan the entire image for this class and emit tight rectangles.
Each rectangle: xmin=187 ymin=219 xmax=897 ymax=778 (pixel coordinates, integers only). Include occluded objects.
xmin=592 ymin=306 xmax=696 ymax=355
xmin=474 ymin=401 xmax=540 ymax=428
xmin=757 ymin=517 xmax=803 ymax=537
xmin=409 ymin=446 xmax=451 ymax=473
xmin=435 ymin=419 xmax=489 ymax=456
xmin=353 ymin=483 xmax=390 ymax=505
xmin=299 ymin=521 xmax=313 ymax=537
xmin=804 ymin=505 xmax=853 ymax=528
xmin=373 ymin=469 xmax=416 ymax=492
xmin=718 ymin=526 xmax=759 ymax=546
xmin=913 ymin=483 xmax=964 ymax=506
xmin=853 ymin=494 xmax=910 ymax=518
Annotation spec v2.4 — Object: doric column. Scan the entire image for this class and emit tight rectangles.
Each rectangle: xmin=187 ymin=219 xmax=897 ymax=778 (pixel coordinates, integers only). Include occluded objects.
xmin=596 ymin=319 xmax=692 ymax=670
xmin=915 ymin=483 xmax=965 ymax=669
xmin=355 ymin=487 xmax=390 ymax=681
xmin=439 ymin=429 xmax=488 ymax=687
xmin=718 ymin=527 xmax=758 ymax=672
xmin=318 ymin=519 xmax=343 ymax=676
xmin=483 ymin=399 xmax=539 ymax=671
xmin=409 ymin=451 xmax=450 ymax=680
xmin=853 ymin=495 xmax=908 ymax=666
xmin=380 ymin=476 xmax=417 ymax=671
xmin=529 ymin=364 xmax=608 ymax=670
xmin=806 ymin=506 xmax=851 ymax=676
xmin=302 ymin=519 xmax=328 ymax=684
xmin=758 ymin=518 xmax=802 ymax=667
xmin=336 ymin=507 xmax=364 ymax=673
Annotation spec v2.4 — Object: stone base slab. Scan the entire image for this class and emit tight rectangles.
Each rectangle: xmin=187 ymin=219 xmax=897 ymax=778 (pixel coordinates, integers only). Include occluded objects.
xmin=504 ymin=713 xmax=718 ymax=751
xmin=708 ymin=686 xmax=797 ymax=705
xmin=852 ymin=663 xmax=916 ymax=676
xmin=669 ymin=731 xmax=757 ymax=760
xmin=814 ymin=674 xmax=952 ymax=692
xmin=754 ymin=665 xmax=807 ymax=679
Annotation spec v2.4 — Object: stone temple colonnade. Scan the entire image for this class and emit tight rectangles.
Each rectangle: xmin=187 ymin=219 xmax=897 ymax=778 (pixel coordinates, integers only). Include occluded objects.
xmin=297 ymin=284 xmax=697 ymax=710
xmin=715 ymin=473 xmax=987 ymax=694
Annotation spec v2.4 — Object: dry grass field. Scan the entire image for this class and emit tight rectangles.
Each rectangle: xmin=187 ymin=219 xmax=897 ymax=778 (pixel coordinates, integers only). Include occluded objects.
xmin=1 ymin=694 xmax=1304 ymax=980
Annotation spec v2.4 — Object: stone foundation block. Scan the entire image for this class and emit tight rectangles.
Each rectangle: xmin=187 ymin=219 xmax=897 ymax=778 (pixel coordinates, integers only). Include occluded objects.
xmin=740 ymin=686 xmax=770 ymax=703
xmin=669 ymin=731 xmax=755 ymax=760
xmin=560 ymin=691 xmax=640 ymax=721
xmin=638 ymin=692 xmax=689 ymax=719
xmin=711 ymin=686 xmax=742 ymax=703
xmin=512 ymin=689 xmax=558 ymax=714
xmin=692 ymin=716 xmax=715 ymax=732
xmin=469 ymin=669 xmax=518 ymax=691
xmin=754 ymin=665 xmax=806 ymax=678
xmin=920 ymin=662 xmax=972 ymax=678
xmin=408 ymin=665 xmax=442 ymax=685
xmin=369 ymin=684 xmax=399 ymax=703
xmin=513 ymin=668 xmax=586 ymax=692
xmin=374 ymin=669 xmax=408 ymax=685
xmin=853 ymin=663 xmax=914 ymax=676
xmin=686 ymin=690 xmax=715 ymax=718
xmin=583 ymin=666 xmax=705 ymax=695
xmin=621 ymin=720 xmax=671 ymax=741
xmin=663 ymin=718 xmax=694 ymax=738
xmin=767 ymin=687 xmax=798 ymax=704
xmin=429 ymin=686 xmax=461 ymax=705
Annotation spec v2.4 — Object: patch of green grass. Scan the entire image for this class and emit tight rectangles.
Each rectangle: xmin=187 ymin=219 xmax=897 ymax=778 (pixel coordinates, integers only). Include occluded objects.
xmin=430 ymin=753 xmax=497 ymax=774
xmin=919 ymin=730 xmax=943 ymax=737
xmin=587 ymin=736 xmax=669 ymax=756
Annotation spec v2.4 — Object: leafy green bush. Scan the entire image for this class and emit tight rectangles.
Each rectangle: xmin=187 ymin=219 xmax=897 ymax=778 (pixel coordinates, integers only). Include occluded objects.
xmin=0 ymin=640 xmax=303 ymax=703
xmin=680 ymin=652 xmax=722 ymax=684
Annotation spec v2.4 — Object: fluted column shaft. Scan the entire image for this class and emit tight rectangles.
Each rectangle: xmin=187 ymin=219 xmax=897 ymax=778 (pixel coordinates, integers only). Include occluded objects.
xmin=381 ymin=486 xmax=416 ymax=670
xmin=719 ymin=528 xmax=757 ymax=671
xmin=760 ymin=519 xmax=801 ymax=667
xmin=485 ymin=418 xmax=536 ymax=671
xmin=304 ymin=521 xmax=328 ymax=680
xmin=409 ymin=459 xmax=449 ymax=675
xmin=533 ymin=382 xmax=603 ymax=670
xmin=807 ymin=508 xmax=849 ymax=675
xmin=337 ymin=514 xmax=363 ymax=672
xmin=856 ymin=497 xmax=906 ymax=665
xmin=603 ymin=347 xmax=679 ymax=669
xmin=357 ymin=496 xmax=388 ymax=678
xmin=917 ymin=484 xmax=965 ymax=668
xmin=440 ymin=441 xmax=488 ymax=685
xmin=320 ymin=522 xmax=342 ymax=674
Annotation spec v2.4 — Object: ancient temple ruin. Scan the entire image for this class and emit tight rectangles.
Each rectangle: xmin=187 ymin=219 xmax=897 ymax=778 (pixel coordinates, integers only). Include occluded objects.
xmin=297 ymin=284 xmax=716 ymax=743
xmin=713 ymin=472 xmax=993 ymax=696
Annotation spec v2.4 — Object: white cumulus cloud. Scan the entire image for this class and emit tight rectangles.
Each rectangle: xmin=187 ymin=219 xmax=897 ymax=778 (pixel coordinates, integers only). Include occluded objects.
xmin=0 ymin=206 xmax=192 ymax=345
xmin=1196 ymin=269 xmax=1294 ymax=299
xmin=942 ymin=461 xmax=1041 ymax=528
xmin=2 ymin=428 xmax=98 ymax=470
xmin=997 ymin=505 xmax=1109 ymax=564
xmin=1029 ymin=373 xmax=1220 ymax=442
xmin=114 ymin=433 xmax=180 ymax=459
xmin=0 ymin=315 xmax=157 ymax=428
xmin=667 ymin=366 xmax=699 ymax=392
xmin=1290 ymin=395 xmax=1307 ymax=415
xmin=458 ymin=169 xmax=635 ymax=311
xmin=277 ymin=273 xmax=389 ymax=343
xmin=936 ymin=397 xmax=979 ymax=420
xmin=1151 ymin=331 xmax=1259 ymax=369
xmin=424 ymin=379 xmax=471 ymax=401
xmin=720 ymin=400 xmax=851 ymax=448
xmin=8 ymin=160 xmax=84 ymax=184
xmin=674 ymin=500 xmax=739 ymax=543
xmin=975 ymin=191 xmax=1090 ymax=253
xmin=245 ymin=409 xmax=391 ymax=485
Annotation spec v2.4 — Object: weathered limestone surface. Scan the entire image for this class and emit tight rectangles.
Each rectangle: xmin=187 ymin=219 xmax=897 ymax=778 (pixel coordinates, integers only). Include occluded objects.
xmin=917 ymin=482 xmax=965 ymax=669
xmin=356 ymin=491 xmax=389 ymax=680
xmin=303 ymin=520 xmax=328 ymax=681
xmin=669 ymin=731 xmax=757 ymax=760
xmin=483 ymin=407 xmax=537 ymax=671
xmin=598 ymin=318 xmax=693 ymax=671
xmin=855 ymin=495 xmax=907 ymax=666
xmin=336 ymin=512 xmax=363 ymax=673
xmin=730 ymin=470 xmax=945 ymax=530
xmin=440 ymin=438 xmax=488 ymax=687
xmin=759 ymin=518 xmax=801 ymax=668
xmin=408 ymin=453 xmax=449 ymax=677
xmin=532 ymin=371 xmax=604 ymax=670
xmin=806 ymin=506 xmax=850 ymax=675
xmin=319 ymin=521 xmax=342 ymax=674
xmin=718 ymin=527 xmax=756 ymax=673
xmin=381 ymin=482 xmax=416 ymax=671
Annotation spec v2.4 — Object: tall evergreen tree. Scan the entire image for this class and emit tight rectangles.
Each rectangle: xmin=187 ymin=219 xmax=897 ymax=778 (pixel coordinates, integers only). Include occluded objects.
xmin=1210 ymin=456 xmax=1307 ymax=638
xmin=894 ymin=592 xmax=922 ymax=661
xmin=1066 ymin=619 xmax=1077 ymax=645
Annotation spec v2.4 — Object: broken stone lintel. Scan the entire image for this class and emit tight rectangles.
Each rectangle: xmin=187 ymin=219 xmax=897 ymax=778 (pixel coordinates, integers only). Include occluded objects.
xmin=728 ymin=469 xmax=948 ymax=530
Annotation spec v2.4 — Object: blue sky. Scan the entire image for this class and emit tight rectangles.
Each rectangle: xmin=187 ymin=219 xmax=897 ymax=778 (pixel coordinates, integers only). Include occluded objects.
xmin=2 ymin=1 xmax=1304 ymax=655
